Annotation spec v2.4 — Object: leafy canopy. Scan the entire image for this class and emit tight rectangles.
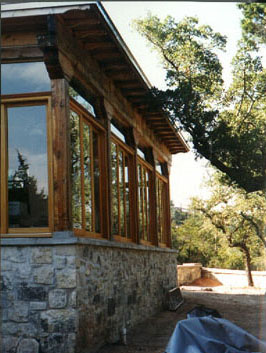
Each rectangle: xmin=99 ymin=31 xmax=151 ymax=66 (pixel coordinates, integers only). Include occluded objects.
xmin=134 ymin=12 xmax=266 ymax=193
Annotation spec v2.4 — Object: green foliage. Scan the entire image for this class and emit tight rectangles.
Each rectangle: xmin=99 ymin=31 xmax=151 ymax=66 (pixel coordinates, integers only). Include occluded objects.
xmin=171 ymin=171 xmax=266 ymax=272
xmin=171 ymin=205 xmax=247 ymax=269
xmin=191 ymin=173 xmax=266 ymax=274
xmin=238 ymin=3 xmax=266 ymax=48
xmin=134 ymin=12 xmax=266 ymax=193
xmin=172 ymin=212 xmax=220 ymax=266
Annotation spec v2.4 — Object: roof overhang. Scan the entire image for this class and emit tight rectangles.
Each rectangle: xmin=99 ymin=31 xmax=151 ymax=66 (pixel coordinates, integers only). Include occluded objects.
xmin=1 ymin=1 xmax=189 ymax=154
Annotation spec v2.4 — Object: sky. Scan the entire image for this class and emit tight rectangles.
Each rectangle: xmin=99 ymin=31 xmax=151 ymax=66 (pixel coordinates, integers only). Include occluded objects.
xmin=102 ymin=1 xmax=243 ymax=208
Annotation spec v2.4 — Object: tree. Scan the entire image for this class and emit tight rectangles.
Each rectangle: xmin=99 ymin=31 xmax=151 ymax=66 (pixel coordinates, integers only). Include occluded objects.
xmin=238 ymin=3 xmax=266 ymax=48
xmin=191 ymin=174 xmax=266 ymax=286
xmin=134 ymin=14 xmax=266 ymax=193
xmin=171 ymin=209 xmax=220 ymax=266
xmin=171 ymin=202 xmax=254 ymax=270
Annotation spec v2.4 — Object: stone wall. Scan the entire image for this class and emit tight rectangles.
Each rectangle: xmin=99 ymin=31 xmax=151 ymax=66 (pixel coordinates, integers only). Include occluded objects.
xmin=1 ymin=244 xmax=78 ymax=353
xmin=1 ymin=236 xmax=177 ymax=353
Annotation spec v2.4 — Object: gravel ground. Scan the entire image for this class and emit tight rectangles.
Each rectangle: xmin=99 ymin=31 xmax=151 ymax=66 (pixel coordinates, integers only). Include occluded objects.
xmin=97 ymin=282 xmax=266 ymax=353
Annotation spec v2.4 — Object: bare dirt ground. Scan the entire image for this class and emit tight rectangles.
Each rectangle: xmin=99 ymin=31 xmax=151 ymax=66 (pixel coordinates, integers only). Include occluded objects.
xmin=97 ymin=279 xmax=266 ymax=353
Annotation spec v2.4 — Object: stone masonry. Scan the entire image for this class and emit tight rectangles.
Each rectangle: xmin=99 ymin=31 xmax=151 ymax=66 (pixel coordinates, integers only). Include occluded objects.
xmin=1 ymin=237 xmax=178 ymax=353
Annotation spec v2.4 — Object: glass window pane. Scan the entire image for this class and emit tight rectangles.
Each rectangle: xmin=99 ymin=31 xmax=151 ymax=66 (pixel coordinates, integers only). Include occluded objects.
xmin=125 ymin=157 xmax=130 ymax=238
xmin=137 ymin=148 xmax=145 ymax=160
xmin=8 ymin=105 xmax=48 ymax=228
xmin=156 ymin=178 xmax=162 ymax=242
xmin=111 ymin=124 xmax=126 ymax=143
xmin=1 ymin=62 xmax=50 ymax=95
xmin=69 ymin=87 xmax=96 ymax=117
xmin=70 ymin=111 xmax=82 ymax=229
xmin=138 ymin=164 xmax=144 ymax=239
xmin=143 ymin=168 xmax=147 ymax=241
xmin=111 ymin=142 xmax=119 ymax=235
xmin=146 ymin=170 xmax=151 ymax=241
xmin=93 ymin=131 xmax=101 ymax=233
xmin=119 ymin=151 xmax=125 ymax=236
xmin=83 ymin=123 xmax=92 ymax=232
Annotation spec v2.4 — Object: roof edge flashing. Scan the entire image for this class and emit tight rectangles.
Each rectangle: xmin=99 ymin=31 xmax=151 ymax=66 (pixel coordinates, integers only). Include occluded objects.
xmin=1 ymin=2 xmax=95 ymax=18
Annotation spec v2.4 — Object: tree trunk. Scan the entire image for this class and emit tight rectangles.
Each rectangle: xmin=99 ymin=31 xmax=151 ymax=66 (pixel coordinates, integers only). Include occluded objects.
xmin=242 ymin=246 xmax=254 ymax=287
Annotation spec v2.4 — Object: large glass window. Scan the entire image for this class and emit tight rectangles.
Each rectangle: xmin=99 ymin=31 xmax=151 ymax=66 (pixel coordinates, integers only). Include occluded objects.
xmin=70 ymin=99 xmax=104 ymax=237
xmin=7 ymin=105 xmax=49 ymax=228
xmin=1 ymin=61 xmax=52 ymax=236
xmin=1 ymin=98 xmax=51 ymax=234
xmin=111 ymin=134 xmax=133 ymax=241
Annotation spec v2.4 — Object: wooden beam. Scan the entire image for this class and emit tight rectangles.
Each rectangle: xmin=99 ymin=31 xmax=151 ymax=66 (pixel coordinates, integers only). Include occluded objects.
xmin=76 ymin=27 xmax=107 ymax=38
xmin=123 ymin=88 xmax=147 ymax=96
xmin=99 ymin=57 xmax=128 ymax=65
xmin=65 ymin=17 xmax=101 ymax=29
xmin=84 ymin=41 xmax=116 ymax=50
xmin=114 ymin=80 xmax=141 ymax=88
xmin=93 ymin=51 xmax=122 ymax=61
xmin=51 ymin=79 xmax=72 ymax=231
xmin=1 ymin=46 xmax=43 ymax=62
xmin=105 ymin=70 xmax=136 ymax=80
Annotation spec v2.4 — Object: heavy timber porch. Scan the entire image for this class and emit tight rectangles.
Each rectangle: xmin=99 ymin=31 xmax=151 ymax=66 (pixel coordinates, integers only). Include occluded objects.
xmin=98 ymin=286 xmax=266 ymax=353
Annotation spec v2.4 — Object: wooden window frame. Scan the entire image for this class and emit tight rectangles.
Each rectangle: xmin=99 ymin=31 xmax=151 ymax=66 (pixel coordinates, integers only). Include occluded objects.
xmin=0 ymin=93 xmax=53 ymax=238
xmin=137 ymin=156 xmax=154 ymax=246
xmin=70 ymin=98 xmax=107 ymax=239
xmin=156 ymin=172 xmax=171 ymax=248
xmin=111 ymin=134 xmax=135 ymax=243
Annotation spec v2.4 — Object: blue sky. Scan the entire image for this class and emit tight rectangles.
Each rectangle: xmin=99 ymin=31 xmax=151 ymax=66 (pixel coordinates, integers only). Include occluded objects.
xmin=103 ymin=1 xmax=243 ymax=207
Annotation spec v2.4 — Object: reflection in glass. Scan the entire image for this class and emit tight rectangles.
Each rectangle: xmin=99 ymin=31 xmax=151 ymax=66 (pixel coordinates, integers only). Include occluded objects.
xmin=69 ymin=87 xmax=96 ymax=117
xmin=93 ymin=131 xmax=101 ymax=233
xmin=111 ymin=141 xmax=131 ymax=238
xmin=8 ymin=105 xmax=48 ymax=228
xmin=156 ymin=177 xmax=167 ymax=243
xmin=125 ymin=157 xmax=130 ymax=238
xmin=111 ymin=124 xmax=126 ymax=143
xmin=70 ymin=111 xmax=82 ymax=229
xmin=2 ymin=62 xmax=50 ymax=95
xmin=119 ymin=151 xmax=125 ymax=236
xmin=111 ymin=142 xmax=119 ymax=235
xmin=143 ymin=169 xmax=147 ymax=240
xmin=138 ymin=163 xmax=152 ymax=241
xmin=156 ymin=162 xmax=163 ymax=175
xmin=138 ymin=164 xmax=143 ymax=239
xmin=83 ymin=124 xmax=92 ymax=231
xmin=146 ymin=170 xmax=150 ymax=240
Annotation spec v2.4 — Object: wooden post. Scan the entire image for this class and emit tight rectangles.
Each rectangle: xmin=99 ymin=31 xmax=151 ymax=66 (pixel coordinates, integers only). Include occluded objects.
xmin=51 ymin=78 xmax=72 ymax=231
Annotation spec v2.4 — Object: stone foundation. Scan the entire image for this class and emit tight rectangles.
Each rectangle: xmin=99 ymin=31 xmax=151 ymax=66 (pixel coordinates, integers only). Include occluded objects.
xmin=1 ymin=235 xmax=177 ymax=353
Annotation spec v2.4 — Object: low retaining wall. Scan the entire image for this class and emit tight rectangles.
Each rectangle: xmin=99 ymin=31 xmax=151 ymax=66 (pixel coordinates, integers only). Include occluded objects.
xmin=177 ymin=263 xmax=202 ymax=286
xmin=202 ymin=267 xmax=266 ymax=289
xmin=177 ymin=263 xmax=266 ymax=289
xmin=1 ymin=235 xmax=177 ymax=353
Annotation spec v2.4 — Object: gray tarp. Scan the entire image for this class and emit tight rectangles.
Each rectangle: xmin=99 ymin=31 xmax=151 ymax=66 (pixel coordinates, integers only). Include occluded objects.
xmin=165 ymin=316 xmax=266 ymax=353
